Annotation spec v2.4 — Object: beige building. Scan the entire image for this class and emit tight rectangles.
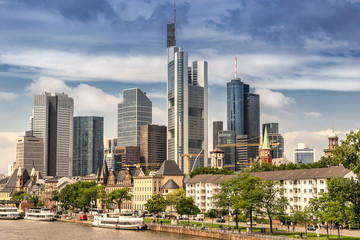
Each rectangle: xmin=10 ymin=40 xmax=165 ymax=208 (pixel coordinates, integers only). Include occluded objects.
xmin=133 ymin=160 xmax=183 ymax=211
xmin=16 ymin=136 xmax=44 ymax=174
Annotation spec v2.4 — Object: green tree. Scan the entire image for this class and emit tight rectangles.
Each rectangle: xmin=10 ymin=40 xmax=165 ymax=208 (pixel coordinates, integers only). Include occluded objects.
xmin=176 ymin=197 xmax=200 ymax=225
xmin=109 ymin=188 xmax=132 ymax=212
xmin=190 ymin=167 xmax=234 ymax=178
xmin=290 ymin=209 xmax=312 ymax=237
xmin=145 ymin=194 xmax=168 ymax=214
xmin=166 ymin=188 xmax=185 ymax=217
xmin=332 ymin=130 xmax=360 ymax=175
xmin=261 ymin=180 xmax=289 ymax=233
xmin=205 ymin=209 xmax=217 ymax=225
xmin=97 ymin=185 xmax=109 ymax=210
xmin=231 ymin=175 xmax=264 ymax=233
xmin=11 ymin=190 xmax=27 ymax=201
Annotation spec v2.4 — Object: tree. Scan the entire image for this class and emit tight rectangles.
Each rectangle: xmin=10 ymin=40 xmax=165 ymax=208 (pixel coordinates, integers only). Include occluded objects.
xmin=176 ymin=197 xmax=200 ymax=225
xmin=166 ymin=188 xmax=185 ymax=217
xmin=290 ymin=209 xmax=312 ymax=237
xmin=261 ymin=180 xmax=289 ymax=233
xmin=231 ymin=175 xmax=264 ymax=233
xmin=11 ymin=190 xmax=27 ymax=202
xmin=97 ymin=185 xmax=109 ymax=210
xmin=190 ymin=167 xmax=234 ymax=178
xmin=145 ymin=194 xmax=168 ymax=214
xmin=205 ymin=209 xmax=217 ymax=225
xmin=109 ymin=188 xmax=132 ymax=212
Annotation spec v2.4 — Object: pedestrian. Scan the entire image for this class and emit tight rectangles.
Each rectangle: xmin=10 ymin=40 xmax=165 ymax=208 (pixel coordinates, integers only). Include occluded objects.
xmin=287 ymin=225 xmax=289 ymax=232
xmin=160 ymin=220 xmax=163 ymax=225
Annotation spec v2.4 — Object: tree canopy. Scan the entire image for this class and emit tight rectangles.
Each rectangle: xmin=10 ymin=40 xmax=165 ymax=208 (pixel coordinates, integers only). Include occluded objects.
xmin=145 ymin=194 xmax=168 ymax=214
xmin=109 ymin=188 xmax=132 ymax=212
xmin=189 ymin=167 xmax=234 ymax=178
xmin=176 ymin=197 xmax=200 ymax=225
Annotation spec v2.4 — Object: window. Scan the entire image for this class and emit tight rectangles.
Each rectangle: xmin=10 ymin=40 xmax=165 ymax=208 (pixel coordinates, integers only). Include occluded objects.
xmin=304 ymin=198 xmax=307 ymax=202
xmin=304 ymin=189 xmax=307 ymax=194
xmin=320 ymin=180 xmax=324 ymax=184
xmin=304 ymin=180 xmax=307 ymax=184
xmin=309 ymin=189 xmax=313 ymax=193
xmin=320 ymin=189 xmax=325 ymax=193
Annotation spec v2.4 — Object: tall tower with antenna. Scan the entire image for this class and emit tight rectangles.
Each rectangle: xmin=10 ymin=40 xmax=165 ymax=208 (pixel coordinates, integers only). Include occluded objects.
xmin=166 ymin=2 xmax=176 ymax=48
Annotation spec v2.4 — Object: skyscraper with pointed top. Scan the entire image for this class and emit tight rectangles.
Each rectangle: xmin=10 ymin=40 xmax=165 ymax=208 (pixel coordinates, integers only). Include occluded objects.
xmin=166 ymin=8 xmax=208 ymax=173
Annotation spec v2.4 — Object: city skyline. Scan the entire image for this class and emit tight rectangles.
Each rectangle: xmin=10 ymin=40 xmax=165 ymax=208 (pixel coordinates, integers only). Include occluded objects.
xmin=0 ymin=0 xmax=360 ymax=174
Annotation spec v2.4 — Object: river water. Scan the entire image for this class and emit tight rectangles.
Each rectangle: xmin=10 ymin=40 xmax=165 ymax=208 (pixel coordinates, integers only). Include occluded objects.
xmin=0 ymin=220 xmax=207 ymax=240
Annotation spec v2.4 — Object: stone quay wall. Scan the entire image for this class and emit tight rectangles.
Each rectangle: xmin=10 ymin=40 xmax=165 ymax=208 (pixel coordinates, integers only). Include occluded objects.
xmin=148 ymin=224 xmax=289 ymax=240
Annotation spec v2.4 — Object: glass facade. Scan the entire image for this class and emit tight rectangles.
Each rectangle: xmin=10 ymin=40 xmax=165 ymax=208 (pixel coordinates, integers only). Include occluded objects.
xmin=117 ymin=88 xmax=152 ymax=147
xmin=294 ymin=149 xmax=315 ymax=165
xmin=73 ymin=116 xmax=104 ymax=177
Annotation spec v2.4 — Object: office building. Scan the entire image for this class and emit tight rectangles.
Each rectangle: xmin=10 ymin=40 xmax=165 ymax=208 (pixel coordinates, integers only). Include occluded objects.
xmin=217 ymin=130 xmax=236 ymax=170
xmin=8 ymin=162 xmax=16 ymax=177
xmin=167 ymin=22 xmax=208 ymax=173
xmin=294 ymin=143 xmax=315 ymax=165
xmin=114 ymin=146 xmax=140 ymax=169
xmin=213 ymin=121 xmax=223 ymax=149
xmin=262 ymin=122 xmax=284 ymax=159
xmin=73 ymin=116 xmax=104 ymax=177
xmin=227 ymin=78 xmax=260 ymax=167
xmin=117 ymin=88 xmax=152 ymax=147
xmin=104 ymin=138 xmax=117 ymax=170
xmin=30 ymin=92 xmax=74 ymax=177
xmin=140 ymin=125 xmax=167 ymax=172
xmin=16 ymin=135 xmax=44 ymax=174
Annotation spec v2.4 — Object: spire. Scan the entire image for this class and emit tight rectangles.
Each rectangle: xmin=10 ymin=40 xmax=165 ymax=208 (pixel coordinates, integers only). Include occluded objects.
xmin=263 ymin=125 xmax=270 ymax=150
xmin=235 ymin=56 xmax=237 ymax=79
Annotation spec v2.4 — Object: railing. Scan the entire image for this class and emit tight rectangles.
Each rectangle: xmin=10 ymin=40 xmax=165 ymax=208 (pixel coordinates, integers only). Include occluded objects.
xmin=149 ymin=222 xmax=290 ymax=240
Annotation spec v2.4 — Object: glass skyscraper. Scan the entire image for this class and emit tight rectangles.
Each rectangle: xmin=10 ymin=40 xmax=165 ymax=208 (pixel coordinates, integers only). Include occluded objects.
xmin=73 ymin=116 xmax=104 ymax=177
xmin=117 ymin=88 xmax=152 ymax=147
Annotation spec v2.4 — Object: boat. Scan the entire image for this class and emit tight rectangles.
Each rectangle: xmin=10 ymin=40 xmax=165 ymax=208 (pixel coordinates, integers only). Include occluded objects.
xmin=24 ymin=208 xmax=56 ymax=221
xmin=92 ymin=212 xmax=147 ymax=230
xmin=0 ymin=206 xmax=21 ymax=220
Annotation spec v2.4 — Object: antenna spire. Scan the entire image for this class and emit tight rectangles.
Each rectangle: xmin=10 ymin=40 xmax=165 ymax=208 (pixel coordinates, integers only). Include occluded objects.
xmin=174 ymin=1 xmax=176 ymax=25
xmin=235 ymin=56 xmax=237 ymax=79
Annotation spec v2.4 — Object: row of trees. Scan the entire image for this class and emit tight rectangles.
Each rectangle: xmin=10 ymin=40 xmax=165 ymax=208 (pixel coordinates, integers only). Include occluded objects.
xmin=10 ymin=190 xmax=43 ymax=207
xmin=53 ymin=181 xmax=132 ymax=212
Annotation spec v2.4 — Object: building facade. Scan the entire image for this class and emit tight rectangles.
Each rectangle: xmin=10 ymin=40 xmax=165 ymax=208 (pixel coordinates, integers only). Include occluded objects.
xmin=73 ymin=116 xmax=104 ymax=177
xmin=217 ymin=130 xmax=236 ymax=170
xmin=30 ymin=92 xmax=74 ymax=177
xmin=294 ymin=143 xmax=316 ymax=165
xmin=114 ymin=146 xmax=140 ymax=169
xmin=213 ymin=121 xmax=223 ymax=149
xmin=167 ymin=22 xmax=208 ymax=173
xmin=104 ymin=138 xmax=117 ymax=170
xmin=262 ymin=123 xmax=284 ymax=159
xmin=16 ymin=136 xmax=44 ymax=175
xmin=140 ymin=125 xmax=167 ymax=172
xmin=324 ymin=128 xmax=338 ymax=158
xmin=117 ymin=88 xmax=152 ymax=147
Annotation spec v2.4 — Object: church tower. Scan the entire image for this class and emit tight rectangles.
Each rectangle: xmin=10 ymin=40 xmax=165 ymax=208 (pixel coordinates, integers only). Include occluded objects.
xmin=260 ymin=126 xmax=272 ymax=164
xmin=324 ymin=127 xmax=338 ymax=158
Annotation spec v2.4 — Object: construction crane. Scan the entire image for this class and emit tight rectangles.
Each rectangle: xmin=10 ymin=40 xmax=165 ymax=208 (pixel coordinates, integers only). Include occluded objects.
xmin=122 ymin=162 xmax=163 ymax=168
xmin=181 ymin=149 xmax=204 ymax=175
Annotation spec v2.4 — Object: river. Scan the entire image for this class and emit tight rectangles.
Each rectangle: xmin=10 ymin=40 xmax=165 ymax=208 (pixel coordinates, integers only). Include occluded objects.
xmin=0 ymin=220 xmax=208 ymax=240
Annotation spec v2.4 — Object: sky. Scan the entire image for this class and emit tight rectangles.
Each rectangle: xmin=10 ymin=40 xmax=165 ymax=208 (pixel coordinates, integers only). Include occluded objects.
xmin=0 ymin=0 xmax=359 ymax=175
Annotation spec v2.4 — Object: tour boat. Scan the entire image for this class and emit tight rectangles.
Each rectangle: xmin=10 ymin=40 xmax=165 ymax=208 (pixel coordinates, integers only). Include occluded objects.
xmin=92 ymin=212 xmax=147 ymax=230
xmin=0 ymin=206 xmax=21 ymax=220
xmin=24 ymin=208 xmax=56 ymax=221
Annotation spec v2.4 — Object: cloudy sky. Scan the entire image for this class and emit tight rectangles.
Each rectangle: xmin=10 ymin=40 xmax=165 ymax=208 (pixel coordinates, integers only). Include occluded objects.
xmin=0 ymin=0 xmax=359 ymax=175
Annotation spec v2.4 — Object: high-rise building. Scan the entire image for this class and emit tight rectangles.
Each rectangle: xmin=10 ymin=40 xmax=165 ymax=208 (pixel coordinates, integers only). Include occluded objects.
xmin=114 ymin=146 xmax=140 ymax=169
xmin=8 ymin=162 xmax=16 ymax=177
xmin=117 ymin=88 xmax=152 ymax=147
xmin=104 ymin=138 xmax=117 ymax=170
xmin=30 ymin=92 xmax=74 ymax=177
xmin=217 ymin=130 xmax=236 ymax=170
xmin=294 ymin=143 xmax=315 ymax=165
xmin=262 ymin=122 xmax=284 ymax=159
xmin=213 ymin=121 xmax=223 ymax=149
xmin=16 ymin=135 xmax=44 ymax=174
xmin=73 ymin=116 xmax=104 ymax=177
xmin=140 ymin=125 xmax=167 ymax=172
xmin=167 ymin=23 xmax=208 ymax=173
xmin=227 ymin=78 xmax=260 ymax=167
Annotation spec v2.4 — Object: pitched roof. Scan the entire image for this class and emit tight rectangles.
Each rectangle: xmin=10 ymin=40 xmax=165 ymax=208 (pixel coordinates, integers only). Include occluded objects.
xmin=262 ymin=125 xmax=270 ymax=150
xmin=250 ymin=166 xmax=352 ymax=181
xmin=156 ymin=160 xmax=183 ymax=176
xmin=162 ymin=179 xmax=180 ymax=189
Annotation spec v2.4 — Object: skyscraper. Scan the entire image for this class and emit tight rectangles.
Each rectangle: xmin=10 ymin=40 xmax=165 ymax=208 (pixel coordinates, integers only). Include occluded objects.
xmin=30 ymin=92 xmax=74 ymax=177
xmin=213 ymin=121 xmax=223 ymax=149
xmin=227 ymin=78 xmax=260 ymax=167
xmin=262 ymin=122 xmax=284 ymax=159
xmin=16 ymin=135 xmax=44 ymax=174
xmin=117 ymin=88 xmax=152 ymax=147
xmin=167 ymin=34 xmax=208 ymax=173
xmin=140 ymin=124 xmax=167 ymax=172
xmin=217 ymin=130 xmax=236 ymax=170
xmin=294 ymin=143 xmax=315 ymax=165
xmin=73 ymin=116 xmax=104 ymax=177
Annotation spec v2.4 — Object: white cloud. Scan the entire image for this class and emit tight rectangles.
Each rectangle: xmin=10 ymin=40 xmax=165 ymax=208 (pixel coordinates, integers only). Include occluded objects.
xmin=0 ymin=132 xmax=22 ymax=175
xmin=305 ymin=112 xmax=321 ymax=117
xmin=0 ymin=91 xmax=17 ymax=100
xmin=153 ymin=106 xmax=166 ymax=126
xmin=146 ymin=91 xmax=167 ymax=99
xmin=254 ymin=88 xmax=295 ymax=108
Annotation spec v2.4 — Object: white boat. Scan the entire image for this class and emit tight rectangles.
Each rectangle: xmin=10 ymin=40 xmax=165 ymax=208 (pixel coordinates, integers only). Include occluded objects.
xmin=92 ymin=212 xmax=147 ymax=230
xmin=0 ymin=206 xmax=21 ymax=220
xmin=24 ymin=208 xmax=56 ymax=221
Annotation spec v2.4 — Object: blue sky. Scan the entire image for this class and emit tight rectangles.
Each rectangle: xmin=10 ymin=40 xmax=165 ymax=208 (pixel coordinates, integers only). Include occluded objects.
xmin=0 ymin=0 xmax=360 ymax=174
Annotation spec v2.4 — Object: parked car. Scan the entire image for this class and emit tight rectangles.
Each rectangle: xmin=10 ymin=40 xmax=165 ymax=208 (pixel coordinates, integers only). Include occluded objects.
xmin=80 ymin=214 xmax=88 ymax=221
xmin=307 ymin=225 xmax=316 ymax=231
xmin=246 ymin=222 xmax=257 ymax=226
xmin=216 ymin=218 xmax=225 ymax=223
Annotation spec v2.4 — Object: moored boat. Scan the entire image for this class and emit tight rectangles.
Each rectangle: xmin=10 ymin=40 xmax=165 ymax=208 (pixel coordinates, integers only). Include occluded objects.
xmin=24 ymin=208 xmax=56 ymax=221
xmin=0 ymin=206 xmax=21 ymax=220
xmin=92 ymin=212 xmax=147 ymax=230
